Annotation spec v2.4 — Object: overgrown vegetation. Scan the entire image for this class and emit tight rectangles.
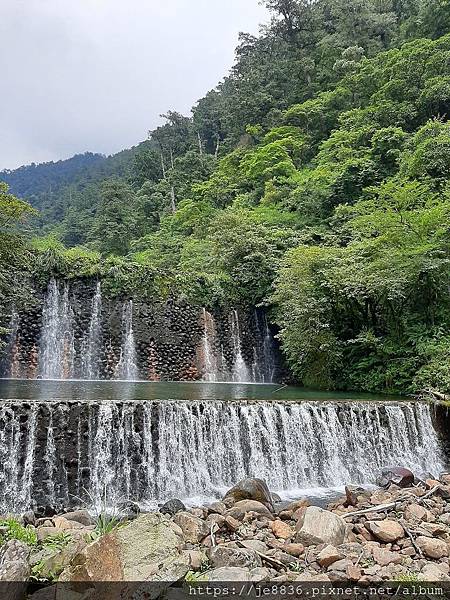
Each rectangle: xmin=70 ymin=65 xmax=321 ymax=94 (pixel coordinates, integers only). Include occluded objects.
xmin=2 ymin=0 xmax=450 ymax=394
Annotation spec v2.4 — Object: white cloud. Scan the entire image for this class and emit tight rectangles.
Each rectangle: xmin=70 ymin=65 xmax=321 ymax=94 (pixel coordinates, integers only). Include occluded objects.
xmin=0 ymin=0 xmax=267 ymax=169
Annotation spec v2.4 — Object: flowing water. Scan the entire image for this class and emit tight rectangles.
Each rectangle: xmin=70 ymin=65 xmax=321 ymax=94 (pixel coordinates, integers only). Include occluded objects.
xmin=38 ymin=279 xmax=75 ymax=380
xmin=231 ymin=310 xmax=251 ymax=382
xmin=0 ymin=380 xmax=445 ymax=513
xmin=80 ymin=282 xmax=102 ymax=380
xmin=114 ymin=300 xmax=138 ymax=381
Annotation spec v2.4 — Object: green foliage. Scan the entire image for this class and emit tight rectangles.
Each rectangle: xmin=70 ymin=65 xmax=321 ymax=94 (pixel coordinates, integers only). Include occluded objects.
xmin=0 ymin=519 xmax=38 ymax=546
xmin=3 ymin=3 xmax=450 ymax=396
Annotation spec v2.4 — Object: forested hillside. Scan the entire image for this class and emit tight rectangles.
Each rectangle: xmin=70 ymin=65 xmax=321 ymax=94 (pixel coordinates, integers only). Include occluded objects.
xmin=2 ymin=0 xmax=450 ymax=394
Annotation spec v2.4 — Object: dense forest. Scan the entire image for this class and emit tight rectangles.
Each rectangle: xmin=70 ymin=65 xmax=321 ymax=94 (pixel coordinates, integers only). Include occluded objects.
xmin=2 ymin=0 xmax=450 ymax=394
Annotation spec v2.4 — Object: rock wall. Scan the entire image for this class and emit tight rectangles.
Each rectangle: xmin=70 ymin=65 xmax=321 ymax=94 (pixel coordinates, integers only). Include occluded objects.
xmin=0 ymin=278 xmax=281 ymax=382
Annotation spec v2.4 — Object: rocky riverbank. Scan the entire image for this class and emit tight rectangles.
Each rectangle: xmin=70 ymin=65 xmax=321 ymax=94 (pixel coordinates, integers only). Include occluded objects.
xmin=1 ymin=473 xmax=450 ymax=597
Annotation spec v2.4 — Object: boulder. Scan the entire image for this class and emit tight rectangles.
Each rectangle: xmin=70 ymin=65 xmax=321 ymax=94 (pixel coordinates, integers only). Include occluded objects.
xmin=30 ymin=534 xmax=88 ymax=579
xmin=416 ymin=536 xmax=448 ymax=559
xmin=227 ymin=500 xmax=274 ymax=521
xmin=316 ymin=545 xmax=344 ymax=568
xmin=53 ymin=516 xmax=86 ymax=530
xmin=209 ymin=546 xmax=262 ymax=569
xmin=59 ymin=512 xmax=189 ymax=582
xmin=60 ymin=510 xmax=93 ymax=527
xmin=295 ymin=507 xmax=347 ymax=547
xmin=223 ymin=478 xmax=274 ymax=510
xmin=365 ymin=520 xmax=404 ymax=543
xmin=159 ymin=499 xmax=186 ymax=516
xmin=206 ymin=566 xmax=252 ymax=581
xmin=0 ymin=540 xmax=30 ymax=600
xmin=377 ymin=467 xmax=414 ymax=489
xmin=173 ymin=511 xmax=209 ymax=543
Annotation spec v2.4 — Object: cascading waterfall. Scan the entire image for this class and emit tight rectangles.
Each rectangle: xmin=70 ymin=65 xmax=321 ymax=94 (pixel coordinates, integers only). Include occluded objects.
xmin=0 ymin=400 xmax=444 ymax=512
xmin=252 ymin=311 xmax=276 ymax=383
xmin=115 ymin=301 xmax=138 ymax=381
xmin=200 ymin=308 xmax=221 ymax=381
xmin=231 ymin=310 xmax=251 ymax=382
xmin=80 ymin=282 xmax=102 ymax=380
xmin=38 ymin=279 xmax=75 ymax=379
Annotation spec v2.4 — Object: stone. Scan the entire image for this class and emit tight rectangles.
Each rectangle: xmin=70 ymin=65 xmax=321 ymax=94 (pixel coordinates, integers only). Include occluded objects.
xmin=441 ymin=474 xmax=450 ymax=486
xmin=173 ymin=511 xmax=209 ymax=544
xmin=346 ymin=565 xmax=362 ymax=581
xmin=61 ymin=510 xmax=93 ymax=527
xmin=30 ymin=535 xmax=88 ymax=579
xmin=328 ymin=558 xmax=352 ymax=572
xmin=404 ymin=504 xmax=429 ymax=522
xmin=53 ymin=516 xmax=85 ymax=530
xmin=439 ymin=513 xmax=450 ymax=526
xmin=241 ymin=540 xmax=269 ymax=554
xmin=206 ymin=567 xmax=252 ymax=581
xmin=22 ymin=510 xmax=36 ymax=526
xmin=284 ymin=499 xmax=309 ymax=513
xmin=365 ymin=520 xmax=405 ymax=543
xmin=420 ymin=563 xmax=450 ymax=582
xmin=316 ymin=545 xmax=344 ymax=568
xmin=344 ymin=486 xmax=363 ymax=508
xmin=227 ymin=500 xmax=274 ymax=521
xmin=416 ymin=536 xmax=449 ymax=559
xmin=283 ymin=543 xmax=305 ymax=558
xmin=250 ymin=567 xmax=272 ymax=581
xmin=223 ymin=478 xmax=274 ymax=510
xmin=208 ymin=502 xmax=227 ymax=515
xmin=184 ymin=550 xmax=204 ymax=570
xmin=0 ymin=540 xmax=30 ymax=600
xmin=270 ymin=519 xmax=294 ymax=539
xmin=372 ymin=547 xmax=403 ymax=567
xmin=37 ymin=526 xmax=64 ymax=541
xmin=377 ymin=467 xmax=414 ymax=488
xmin=295 ymin=507 xmax=347 ymax=547
xmin=209 ymin=546 xmax=262 ymax=569
xmin=225 ymin=516 xmax=241 ymax=531
xmin=160 ymin=499 xmax=186 ymax=516
xmin=60 ymin=512 xmax=189 ymax=583
xmin=206 ymin=513 xmax=225 ymax=528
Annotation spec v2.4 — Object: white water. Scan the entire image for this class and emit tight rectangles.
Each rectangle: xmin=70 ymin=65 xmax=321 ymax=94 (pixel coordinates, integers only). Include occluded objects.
xmin=0 ymin=400 xmax=444 ymax=512
xmin=200 ymin=308 xmax=221 ymax=382
xmin=80 ymin=282 xmax=102 ymax=380
xmin=115 ymin=301 xmax=138 ymax=381
xmin=38 ymin=279 xmax=75 ymax=379
xmin=231 ymin=310 xmax=251 ymax=382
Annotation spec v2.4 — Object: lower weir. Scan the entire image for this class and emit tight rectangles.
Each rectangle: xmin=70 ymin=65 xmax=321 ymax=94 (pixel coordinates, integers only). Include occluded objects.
xmin=0 ymin=399 xmax=443 ymax=513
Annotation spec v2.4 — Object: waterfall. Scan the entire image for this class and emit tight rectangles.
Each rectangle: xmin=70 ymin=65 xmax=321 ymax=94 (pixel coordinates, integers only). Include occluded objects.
xmin=231 ymin=310 xmax=251 ymax=382
xmin=115 ymin=301 xmax=138 ymax=381
xmin=80 ymin=282 xmax=102 ymax=380
xmin=251 ymin=311 xmax=276 ymax=383
xmin=38 ymin=279 xmax=75 ymax=379
xmin=0 ymin=400 xmax=444 ymax=512
xmin=200 ymin=309 xmax=221 ymax=381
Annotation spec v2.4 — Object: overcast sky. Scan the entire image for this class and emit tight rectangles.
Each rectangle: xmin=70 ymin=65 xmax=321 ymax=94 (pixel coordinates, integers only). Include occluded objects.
xmin=0 ymin=0 xmax=268 ymax=170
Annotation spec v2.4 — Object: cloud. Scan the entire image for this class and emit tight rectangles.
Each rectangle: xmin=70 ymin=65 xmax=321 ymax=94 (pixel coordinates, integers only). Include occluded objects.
xmin=0 ymin=0 xmax=267 ymax=169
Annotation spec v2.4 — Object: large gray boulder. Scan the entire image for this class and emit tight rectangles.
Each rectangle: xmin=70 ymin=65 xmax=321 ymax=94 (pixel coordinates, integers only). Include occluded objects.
xmin=223 ymin=478 xmax=274 ymax=510
xmin=209 ymin=545 xmax=262 ymax=569
xmin=60 ymin=512 xmax=189 ymax=582
xmin=295 ymin=506 xmax=347 ymax=546
xmin=0 ymin=539 xmax=31 ymax=600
